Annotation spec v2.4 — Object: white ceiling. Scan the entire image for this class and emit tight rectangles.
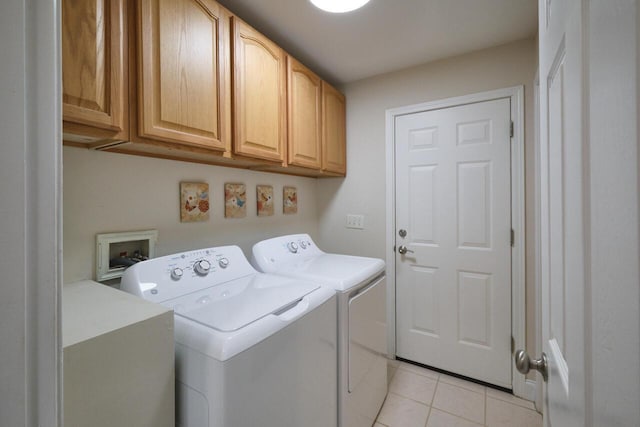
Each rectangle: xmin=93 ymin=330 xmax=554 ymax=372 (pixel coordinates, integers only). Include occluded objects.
xmin=216 ymin=0 xmax=538 ymax=85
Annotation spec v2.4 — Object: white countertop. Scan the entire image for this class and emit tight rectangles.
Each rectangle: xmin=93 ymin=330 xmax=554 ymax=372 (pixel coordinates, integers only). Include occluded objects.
xmin=63 ymin=280 xmax=171 ymax=348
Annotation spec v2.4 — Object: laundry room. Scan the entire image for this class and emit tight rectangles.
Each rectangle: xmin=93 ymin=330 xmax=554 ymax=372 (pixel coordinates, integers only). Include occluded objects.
xmin=60 ymin=0 xmax=541 ymax=425
xmin=61 ymin=5 xmax=542 ymax=422
xmin=4 ymin=0 xmax=640 ymax=426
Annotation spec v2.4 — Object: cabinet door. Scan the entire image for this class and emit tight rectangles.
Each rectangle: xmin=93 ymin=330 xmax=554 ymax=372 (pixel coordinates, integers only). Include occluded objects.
xmin=136 ymin=0 xmax=230 ymax=151
xmin=62 ymin=0 xmax=127 ymax=141
xmin=287 ymin=56 xmax=322 ymax=169
xmin=232 ymin=17 xmax=286 ymax=162
xmin=322 ymin=82 xmax=347 ymax=175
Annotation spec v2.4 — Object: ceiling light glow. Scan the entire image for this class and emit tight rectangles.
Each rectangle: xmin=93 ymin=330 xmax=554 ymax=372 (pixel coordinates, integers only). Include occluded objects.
xmin=309 ymin=0 xmax=371 ymax=13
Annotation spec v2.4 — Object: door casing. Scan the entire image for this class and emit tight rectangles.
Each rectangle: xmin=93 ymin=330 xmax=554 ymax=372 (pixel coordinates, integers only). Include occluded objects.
xmin=384 ymin=86 xmax=527 ymax=398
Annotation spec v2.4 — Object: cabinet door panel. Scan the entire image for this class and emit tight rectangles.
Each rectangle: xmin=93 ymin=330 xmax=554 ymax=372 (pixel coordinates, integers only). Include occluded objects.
xmin=232 ymin=18 xmax=286 ymax=162
xmin=62 ymin=0 xmax=127 ymax=139
xmin=137 ymin=0 xmax=229 ymax=150
xmin=288 ymin=57 xmax=322 ymax=169
xmin=322 ymin=82 xmax=347 ymax=175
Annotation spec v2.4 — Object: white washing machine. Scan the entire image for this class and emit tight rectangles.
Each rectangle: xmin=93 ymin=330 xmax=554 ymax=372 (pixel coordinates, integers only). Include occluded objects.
xmin=252 ymin=234 xmax=387 ymax=427
xmin=120 ymin=245 xmax=337 ymax=427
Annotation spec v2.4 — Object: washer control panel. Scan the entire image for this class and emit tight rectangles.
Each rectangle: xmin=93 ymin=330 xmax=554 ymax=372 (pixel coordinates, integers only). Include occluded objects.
xmin=120 ymin=245 xmax=255 ymax=304
xmin=166 ymin=249 xmax=228 ymax=281
xmin=284 ymin=237 xmax=314 ymax=253
xmin=251 ymin=234 xmax=324 ymax=273
xmin=285 ymin=237 xmax=313 ymax=254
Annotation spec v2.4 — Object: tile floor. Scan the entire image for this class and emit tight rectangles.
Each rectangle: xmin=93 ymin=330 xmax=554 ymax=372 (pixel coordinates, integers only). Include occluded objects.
xmin=375 ymin=361 xmax=542 ymax=427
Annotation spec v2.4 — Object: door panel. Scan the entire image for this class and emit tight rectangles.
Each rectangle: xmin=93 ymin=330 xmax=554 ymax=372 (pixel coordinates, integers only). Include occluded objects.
xmin=232 ymin=17 xmax=286 ymax=162
xmin=409 ymin=165 xmax=437 ymax=244
xmin=457 ymin=161 xmax=491 ymax=248
xmin=407 ymin=265 xmax=439 ymax=336
xmin=538 ymin=0 xmax=586 ymax=424
xmin=321 ymin=82 xmax=347 ymax=174
xmin=137 ymin=0 xmax=229 ymax=150
xmin=287 ymin=56 xmax=322 ymax=169
xmin=346 ymin=275 xmax=388 ymax=427
xmin=395 ymin=98 xmax=512 ymax=387
xmin=537 ymin=1 xmax=640 ymax=425
xmin=348 ymin=277 xmax=387 ymax=393
xmin=548 ymin=52 xmax=568 ymax=365
xmin=62 ymin=0 xmax=127 ymax=140
xmin=458 ymin=271 xmax=492 ymax=347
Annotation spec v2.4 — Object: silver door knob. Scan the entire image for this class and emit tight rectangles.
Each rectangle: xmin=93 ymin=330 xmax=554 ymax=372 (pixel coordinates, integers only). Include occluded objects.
xmin=397 ymin=245 xmax=414 ymax=255
xmin=515 ymin=349 xmax=548 ymax=381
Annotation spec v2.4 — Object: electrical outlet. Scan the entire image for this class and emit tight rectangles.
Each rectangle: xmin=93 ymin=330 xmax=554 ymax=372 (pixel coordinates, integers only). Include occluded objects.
xmin=346 ymin=214 xmax=365 ymax=229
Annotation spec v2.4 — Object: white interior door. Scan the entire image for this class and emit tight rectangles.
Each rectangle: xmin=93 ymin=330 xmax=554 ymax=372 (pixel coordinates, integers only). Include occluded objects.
xmin=538 ymin=0 xmax=586 ymax=425
xmin=395 ymin=98 xmax=512 ymax=388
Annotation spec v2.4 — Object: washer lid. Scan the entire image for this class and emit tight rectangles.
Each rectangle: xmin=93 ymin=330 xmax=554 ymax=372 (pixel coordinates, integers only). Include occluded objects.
xmin=280 ymin=254 xmax=385 ymax=292
xmin=167 ymin=273 xmax=319 ymax=332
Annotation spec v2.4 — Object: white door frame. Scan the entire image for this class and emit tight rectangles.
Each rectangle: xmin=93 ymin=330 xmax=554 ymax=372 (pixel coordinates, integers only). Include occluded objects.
xmin=533 ymin=73 xmax=544 ymax=411
xmin=385 ymin=86 xmax=526 ymax=397
xmin=0 ymin=0 xmax=62 ymax=425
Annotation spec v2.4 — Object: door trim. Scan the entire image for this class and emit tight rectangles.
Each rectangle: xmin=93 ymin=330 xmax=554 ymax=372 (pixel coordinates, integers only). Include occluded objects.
xmin=1 ymin=0 xmax=62 ymax=424
xmin=385 ymin=86 xmax=526 ymax=397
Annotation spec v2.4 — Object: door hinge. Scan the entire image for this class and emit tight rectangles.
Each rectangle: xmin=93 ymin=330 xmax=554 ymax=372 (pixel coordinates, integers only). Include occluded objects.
xmin=511 ymin=229 xmax=515 ymax=247
xmin=510 ymin=121 xmax=514 ymax=138
xmin=511 ymin=336 xmax=515 ymax=353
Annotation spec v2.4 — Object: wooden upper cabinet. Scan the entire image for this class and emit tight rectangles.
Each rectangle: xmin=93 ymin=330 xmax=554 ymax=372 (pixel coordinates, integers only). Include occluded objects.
xmin=321 ymin=81 xmax=347 ymax=175
xmin=62 ymin=0 xmax=128 ymax=142
xmin=135 ymin=0 xmax=230 ymax=151
xmin=287 ymin=56 xmax=322 ymax=169
xmin=62 ymin=0 xmax=344 ymax=176
xmin=231 ymin=17 xmax=286 ymax=162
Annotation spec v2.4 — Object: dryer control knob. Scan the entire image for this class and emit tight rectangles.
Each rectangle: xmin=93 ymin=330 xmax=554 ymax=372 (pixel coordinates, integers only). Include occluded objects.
xmin=170 ymin=267 xmax=184 ymax=281
xmin=299 ymin=241 xmax=307 ymax=249
xmin=194 ymin=259 xmax=211 ymax=276
xmin=218 ymin=258 xmax=229 ymax=269
xmin=287 ymin=242 xmax=299 ymax=253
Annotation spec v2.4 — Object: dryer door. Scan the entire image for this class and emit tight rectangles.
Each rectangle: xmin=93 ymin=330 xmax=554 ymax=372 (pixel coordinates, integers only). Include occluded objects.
xmin=348 ymin=275 xmax=387 ymax=393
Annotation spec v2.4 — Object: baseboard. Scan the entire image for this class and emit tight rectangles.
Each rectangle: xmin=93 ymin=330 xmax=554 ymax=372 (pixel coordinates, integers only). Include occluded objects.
xmin=524 ymin=379 xmax=537 ymax=402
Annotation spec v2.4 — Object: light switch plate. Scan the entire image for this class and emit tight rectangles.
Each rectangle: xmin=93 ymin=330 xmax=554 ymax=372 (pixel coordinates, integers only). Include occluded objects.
xmin=346 ymin=214 xmax=365 ymax=229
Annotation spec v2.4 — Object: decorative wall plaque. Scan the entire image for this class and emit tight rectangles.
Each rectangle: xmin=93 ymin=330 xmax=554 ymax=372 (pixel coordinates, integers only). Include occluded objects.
xmin=283 ymin=186 xmax=298 ymax=214
xmin=224 ymin=183 xmax=247 ymax=218
xmin=180 ymin=182 xmax=209 ymax=222
xmin=257 ymin=185 xmax=274 ymax=216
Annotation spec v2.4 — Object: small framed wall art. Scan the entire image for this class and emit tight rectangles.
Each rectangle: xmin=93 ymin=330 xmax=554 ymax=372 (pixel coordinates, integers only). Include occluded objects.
xmin=180 ymin=182 xmax=209 ymax=222
xmin=225 ymin=183 xmax=247 ymax=218
xmin=256 ymin=185 xmax=274 ymax=216
xmin=283 ymin=186 xmax=297 ymax=214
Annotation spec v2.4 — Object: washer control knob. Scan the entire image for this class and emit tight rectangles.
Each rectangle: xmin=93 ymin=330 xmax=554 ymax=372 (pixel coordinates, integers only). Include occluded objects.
xmin=218 ymin=258 xmax=230 ymax=269
xmin=299 ymin=240 xmax=307 ymax=249
xmin=287 ymin=242 xmax=299 ymax=253
xmin=170 ymin=267 xmax=184 ymax=281
xmin=194 ymin=259 xmax=211 ymax=276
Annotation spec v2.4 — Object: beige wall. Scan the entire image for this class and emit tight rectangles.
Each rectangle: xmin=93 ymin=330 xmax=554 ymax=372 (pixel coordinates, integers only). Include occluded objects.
xmin=316 ymin=38 xmax=538 ymax=360
xmin=64 ymin=37 xmax=539 ymax=377
xmin=63 ymin=147 xmax=318 ymax=284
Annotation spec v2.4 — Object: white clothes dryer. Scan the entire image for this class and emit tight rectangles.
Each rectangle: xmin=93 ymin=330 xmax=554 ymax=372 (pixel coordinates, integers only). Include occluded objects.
xmin=252 ymin=234 xmax=387 ymax=427
xmin=121 ymin=245 xmax=337 ymax=427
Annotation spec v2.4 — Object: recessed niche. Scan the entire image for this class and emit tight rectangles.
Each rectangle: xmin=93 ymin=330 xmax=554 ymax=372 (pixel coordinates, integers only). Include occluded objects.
xmin=96 ymin=230 xmax=158 ymax=282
